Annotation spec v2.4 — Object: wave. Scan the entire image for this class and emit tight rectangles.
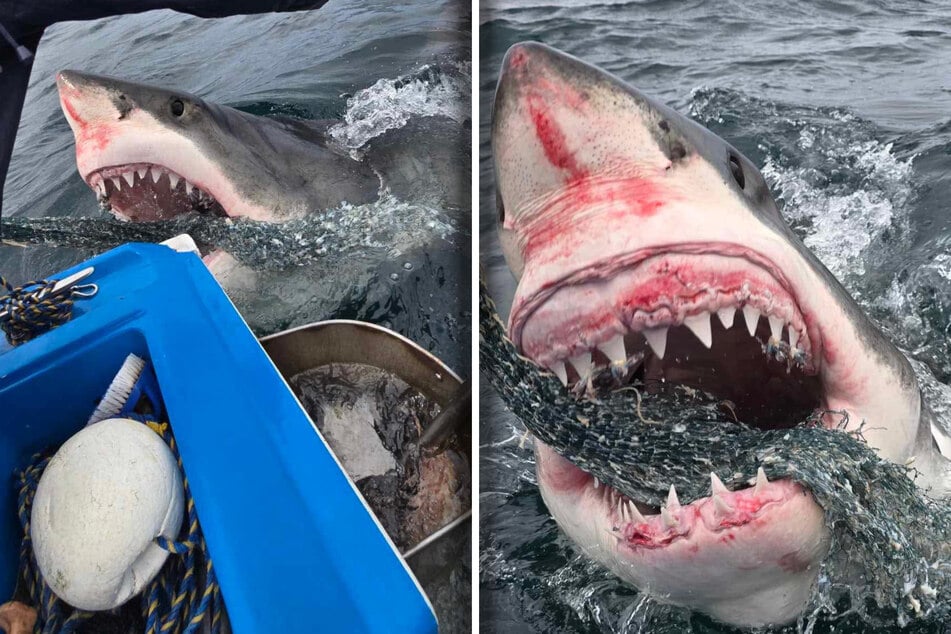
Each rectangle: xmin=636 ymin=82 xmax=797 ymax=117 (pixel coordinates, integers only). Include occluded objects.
xmin=687 ymin=87 xmax=915 ymax=285
xmin=330 ymin=62 xmax=471 ymax=151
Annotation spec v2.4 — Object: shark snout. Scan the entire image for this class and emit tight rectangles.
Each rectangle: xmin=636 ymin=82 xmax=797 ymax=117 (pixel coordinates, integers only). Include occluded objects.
xmin=56 ymin=70 xmax=91 ymax=129
xmin=492 ymin=42 xmax=685 ymax=233
xmin=56 ymin=70 xmax=134 ymax=132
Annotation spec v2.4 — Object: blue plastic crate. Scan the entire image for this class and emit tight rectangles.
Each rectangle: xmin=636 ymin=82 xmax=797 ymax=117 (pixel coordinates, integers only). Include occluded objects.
xmin=0 ymin=243 xmax=437 ymax=633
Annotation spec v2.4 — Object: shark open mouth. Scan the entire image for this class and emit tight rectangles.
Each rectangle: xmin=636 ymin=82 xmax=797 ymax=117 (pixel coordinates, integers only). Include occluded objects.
xmin=86 ymin=163 xmax=228 ymax=222
xmin=513 ymin=246 xmax=826 ymax=432
xmin=518 ymin=246 xmax=829 ymax=555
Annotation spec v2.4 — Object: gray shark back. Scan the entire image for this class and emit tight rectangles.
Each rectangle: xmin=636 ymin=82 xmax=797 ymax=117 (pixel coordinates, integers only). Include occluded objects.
xmin=364 ymin=116 xmax=470 ymax=210
xmin=190 ymin=102 xmax=382 ymax=215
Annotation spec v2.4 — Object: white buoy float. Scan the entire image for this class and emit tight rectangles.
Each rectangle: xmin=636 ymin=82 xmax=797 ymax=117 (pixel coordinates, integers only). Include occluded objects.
xmin=30 ymin=418 xmax=184 ymax=611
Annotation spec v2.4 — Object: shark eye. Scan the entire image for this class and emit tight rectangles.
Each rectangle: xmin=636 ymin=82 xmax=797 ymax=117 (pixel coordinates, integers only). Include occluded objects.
xmin=729 ymin=153 xmax=745 ymax=189
xmin=170 ymin=99 xmax=185 ymax=117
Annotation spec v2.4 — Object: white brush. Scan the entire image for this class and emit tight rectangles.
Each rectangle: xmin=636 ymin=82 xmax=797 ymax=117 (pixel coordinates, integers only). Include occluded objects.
xmin=87 ymin=354 xmax=146 ymax=426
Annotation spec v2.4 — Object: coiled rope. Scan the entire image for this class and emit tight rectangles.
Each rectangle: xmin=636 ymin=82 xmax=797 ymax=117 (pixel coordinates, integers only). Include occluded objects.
xmin=13 ymin=373 xmax=223 ymax=633
xmin=0 ymin=274 xmax=96 ymax=346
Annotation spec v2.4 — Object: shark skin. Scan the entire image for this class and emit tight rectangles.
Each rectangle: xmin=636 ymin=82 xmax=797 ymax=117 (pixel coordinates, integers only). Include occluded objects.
xmin=491 ymin=41 xmax=950 ymax=627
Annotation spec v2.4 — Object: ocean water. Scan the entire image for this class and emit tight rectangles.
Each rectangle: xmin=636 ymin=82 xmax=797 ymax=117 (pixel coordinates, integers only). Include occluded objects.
xmin=0 ymin=0 xmax=471 ymax=375
xmin=479 ymin=1 xmax=951 ymax=632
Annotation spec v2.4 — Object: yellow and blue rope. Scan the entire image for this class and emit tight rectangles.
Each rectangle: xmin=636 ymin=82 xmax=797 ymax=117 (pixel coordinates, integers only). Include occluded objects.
xmin=0 ymin=277 xmax=76 ymax=346
xmin=138 ymin=417 xmax=223 ymax=634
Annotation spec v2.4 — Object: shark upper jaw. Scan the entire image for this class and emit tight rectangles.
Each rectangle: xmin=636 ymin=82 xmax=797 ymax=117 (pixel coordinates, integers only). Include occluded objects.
xmin=512 ymin=243 xmax=825 ymax=429
xmin=56 ymin=70 xmax=275 ymax=223
xmin=85 ymin=163 xmax=227 ymax=222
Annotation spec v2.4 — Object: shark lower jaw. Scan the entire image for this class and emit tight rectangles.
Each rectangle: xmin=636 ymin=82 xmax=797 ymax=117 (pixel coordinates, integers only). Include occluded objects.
xmin=85 ymin=163 xmax=229 ymax=222
xmin=535 ymin=441 xmax=831 ymax=627
xmin=512 ymin=245 xmax=833 ymax=430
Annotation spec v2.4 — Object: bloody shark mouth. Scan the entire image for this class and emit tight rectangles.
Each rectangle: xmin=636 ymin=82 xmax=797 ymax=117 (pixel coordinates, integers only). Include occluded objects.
xmin=513 ymin=247 xmax=825 ymax=431
xmin=518 ymin=248 xmax=829 ymax=553
xmin=87 ymin=163 xmax=227 ymax=222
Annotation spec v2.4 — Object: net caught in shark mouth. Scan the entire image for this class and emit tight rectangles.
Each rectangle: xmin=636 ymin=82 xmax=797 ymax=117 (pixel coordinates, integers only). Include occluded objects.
xmin=86 ymin=163 xmax=228 ymax=222
xmin=521 ymin=250 xmax=832 ymax=564
xmin=481 ymin=277 xmax=951 ymax=629
xmin=512 ymin=249 xmax=825 ymax=430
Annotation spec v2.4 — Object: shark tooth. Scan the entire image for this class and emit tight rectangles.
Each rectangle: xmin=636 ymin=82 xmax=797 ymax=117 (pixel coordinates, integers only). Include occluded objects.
xmin=110 ymin=176 xmax=122 ymax=190
xmin=788 ymin=328 xmax=800 ymax=349
xmin=643 ymin=327 xmax=668 ymax=360
xmin=683 ymin=313 xmax=713 ymax=349
xmin=150 ymin=167 xmax=161 ymax=184
xmin=716 ymin=306 xmax=736 ymax=329
xmin=712 ymin=493 xmax=734 ymax=517
xmin=598 ymin=335 xmax=627 ymax=364
xmin=122 ymin=171 xmax=134 ymax=187
xmin=755 ymin=467 xmax=769 ymax=494
xmin=768 ymin=315 xmax=783 ymax=341
xmin=568 ymin=351 xmax=592 ymax=379
xmin=136 ymin=168 xmax=147 ymax=181
xmin=593 ymin=477 xmax=600 ymax=489
xmin=710 ymin=472 xmax=729 ymax=496
xmin=185 ymin=181 xmax=194 ymax=196
xmin=742 ymin=305 xmax=761 ymax=337
xmin=549 ymin=361 xmax=568 ymax=387
xmin=667 ymin=484 xmax=681 ymax=510
xmin=661 ymin=506 xmax=679 ymax=529
xmin=629 ymin=502 xmax=647 ymax=524
xmin=168 ymin=173 xmax=181 ymax=189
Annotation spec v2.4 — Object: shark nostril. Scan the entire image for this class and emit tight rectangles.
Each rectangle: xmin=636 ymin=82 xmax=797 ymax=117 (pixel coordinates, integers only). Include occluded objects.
xmin=670 ymin=143 xmax=686 ymax=160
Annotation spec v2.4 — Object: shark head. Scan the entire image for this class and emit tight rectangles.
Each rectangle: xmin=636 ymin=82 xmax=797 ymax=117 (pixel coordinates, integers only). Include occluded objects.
xmin=56 ymin=70 xmax=380 ymax=222
xmin=492 ymin=42 xmax=949 ymax=626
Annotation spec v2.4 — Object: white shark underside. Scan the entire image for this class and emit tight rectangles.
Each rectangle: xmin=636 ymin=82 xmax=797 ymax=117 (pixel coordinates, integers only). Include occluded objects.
xmin=492 ymin=42 xmax=950 ymax=627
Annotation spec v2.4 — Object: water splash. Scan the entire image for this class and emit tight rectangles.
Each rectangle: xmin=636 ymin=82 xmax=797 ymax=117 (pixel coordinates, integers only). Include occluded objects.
xmin=330 ymin=63 xmax=471 ymax=151
xmin=688 ymin=87 xmax=915 ymax=284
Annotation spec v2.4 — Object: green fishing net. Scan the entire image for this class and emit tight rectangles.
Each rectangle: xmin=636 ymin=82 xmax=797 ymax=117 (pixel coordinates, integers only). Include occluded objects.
xmin=479 ymin=279 xmax=949 ymax=630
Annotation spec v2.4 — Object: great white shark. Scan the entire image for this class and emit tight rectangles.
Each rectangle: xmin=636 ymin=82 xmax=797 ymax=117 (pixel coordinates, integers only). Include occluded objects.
xmin=55 ymin=70 xmax=464 ymax=224
xmin=491 ymin=42 xmax=951 ymax=627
